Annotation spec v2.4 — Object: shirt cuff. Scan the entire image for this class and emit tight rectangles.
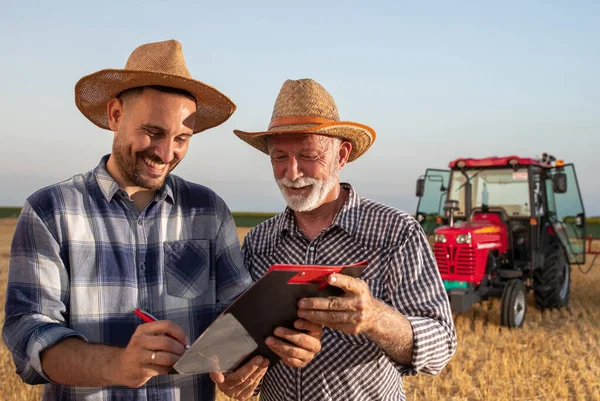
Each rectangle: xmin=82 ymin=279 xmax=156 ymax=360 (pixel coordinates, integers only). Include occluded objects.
xmin=26 ymin=324 xmax=88 ymax=384
xmin=400 ymin=315 xmax=454 ymax=376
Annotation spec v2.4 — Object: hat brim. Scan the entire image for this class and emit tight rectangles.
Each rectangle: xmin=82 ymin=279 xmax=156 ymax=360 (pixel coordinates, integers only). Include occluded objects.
xmin=75 ymin=69 xmax=236 ymax=134
xmin=233 ymin=121 xmax=375 ymax=162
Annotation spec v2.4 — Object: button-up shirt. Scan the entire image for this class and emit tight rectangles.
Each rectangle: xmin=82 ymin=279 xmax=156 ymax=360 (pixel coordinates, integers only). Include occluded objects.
xmin=242 ymin=183 xmax=457 ymax=401
xmin=2 ymin=155 xmax=252 ymax=401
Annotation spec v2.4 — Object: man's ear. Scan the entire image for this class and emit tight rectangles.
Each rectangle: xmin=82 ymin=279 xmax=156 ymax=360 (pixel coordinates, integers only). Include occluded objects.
xmin=107 ymin=98 xmax=125 ymax=132
xmin=339 ymin=140 xmax=352 ymax=169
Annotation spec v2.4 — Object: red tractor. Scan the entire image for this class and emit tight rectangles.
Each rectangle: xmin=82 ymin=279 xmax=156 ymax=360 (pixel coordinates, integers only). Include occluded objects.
xmin=415 ymin=154 xmax=586 ymax=328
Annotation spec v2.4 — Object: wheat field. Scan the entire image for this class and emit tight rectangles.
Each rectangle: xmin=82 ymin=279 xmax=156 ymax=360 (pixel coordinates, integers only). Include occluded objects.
xmin=1 ymin=218 xmax=599 ymax=401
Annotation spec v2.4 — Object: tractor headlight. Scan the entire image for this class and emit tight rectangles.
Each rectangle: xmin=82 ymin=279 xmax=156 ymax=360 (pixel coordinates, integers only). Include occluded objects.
xmin=434 ymin=234 xmax=447 ymax=243
xmin=456 ymin=233 xmax=472 ymax=244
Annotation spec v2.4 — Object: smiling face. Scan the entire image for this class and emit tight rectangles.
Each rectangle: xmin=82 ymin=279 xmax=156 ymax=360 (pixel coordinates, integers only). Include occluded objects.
xmin=268 ymin=133 xmax=351 ymax=212
xmin=106 ymin=87 xmax=196 ymax=193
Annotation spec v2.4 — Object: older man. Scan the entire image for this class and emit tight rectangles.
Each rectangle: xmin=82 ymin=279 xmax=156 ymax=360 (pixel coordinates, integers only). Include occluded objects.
xmin=230 ymin=78 xmax=457 ymax=400
xmin=2 ymin=41 xmax=319 ymax=401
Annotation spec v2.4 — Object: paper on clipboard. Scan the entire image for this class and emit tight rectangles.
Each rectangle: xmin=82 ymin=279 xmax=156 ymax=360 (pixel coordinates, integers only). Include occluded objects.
xmin=172 ymin=313 xmax=258 ymax=375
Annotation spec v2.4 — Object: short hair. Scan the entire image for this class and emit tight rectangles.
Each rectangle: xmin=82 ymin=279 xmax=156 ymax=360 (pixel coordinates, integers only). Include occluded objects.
xmin=117 ymin=85 xmax=197 ymax=105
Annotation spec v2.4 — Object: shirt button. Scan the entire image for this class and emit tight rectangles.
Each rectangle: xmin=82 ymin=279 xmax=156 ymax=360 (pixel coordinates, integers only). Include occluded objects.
xmin=140 ymin=263 xmax=146 ymax=270
xmin=309 ymin=246 xmax=315 ymax=252
xmin=137 ymin=219 xmax=143 ymax=225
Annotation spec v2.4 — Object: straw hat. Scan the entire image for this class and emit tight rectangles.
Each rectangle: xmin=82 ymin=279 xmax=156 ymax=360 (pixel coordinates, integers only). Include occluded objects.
xmin=233 ymin=79 xmax=376 ymax=162
xmin=74 ymin=39 xmax=236 ymax=134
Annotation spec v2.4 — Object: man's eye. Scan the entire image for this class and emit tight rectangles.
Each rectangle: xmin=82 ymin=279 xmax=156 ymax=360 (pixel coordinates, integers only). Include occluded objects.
xmin=272 ymin=155 xmax=287 ymax=162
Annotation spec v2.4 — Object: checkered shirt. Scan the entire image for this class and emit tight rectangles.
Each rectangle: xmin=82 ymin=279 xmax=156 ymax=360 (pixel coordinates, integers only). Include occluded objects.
xmin=242 ymin=183 xmax=457 ymax=401
xmin=2 ymin=155 xmax=252 ymax=401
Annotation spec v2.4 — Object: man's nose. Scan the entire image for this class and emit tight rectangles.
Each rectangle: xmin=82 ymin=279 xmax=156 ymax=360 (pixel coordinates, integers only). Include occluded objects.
xmin=285 ymin=157 xmax=303 ymax=181
xmin=155 ymin=139 xmax=175 ymax=164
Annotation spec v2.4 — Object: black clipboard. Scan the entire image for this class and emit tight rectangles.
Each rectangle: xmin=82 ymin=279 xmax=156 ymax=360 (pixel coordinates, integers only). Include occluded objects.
xmin=170 ymin=260 xmax=368 ymax=375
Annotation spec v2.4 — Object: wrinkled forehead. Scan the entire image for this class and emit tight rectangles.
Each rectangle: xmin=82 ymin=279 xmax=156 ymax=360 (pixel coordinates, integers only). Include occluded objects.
xmin=267 ymin=133 xmax=337 ymax=152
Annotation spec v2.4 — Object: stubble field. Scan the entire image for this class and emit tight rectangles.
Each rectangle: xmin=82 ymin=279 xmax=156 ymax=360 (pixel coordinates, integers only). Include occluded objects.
xmin=1 ymin=219 xmax=598 ymax=401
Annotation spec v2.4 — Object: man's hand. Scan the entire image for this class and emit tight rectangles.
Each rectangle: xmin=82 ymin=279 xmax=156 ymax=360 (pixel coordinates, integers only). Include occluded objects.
xmin=209 ymin=356 xmax=269 ymax=400
xmin=265 ymin=319 xmax=322 ymax=368
xmin=114 ymin=320 xmax=189 ymax=388
xmin=297 ymin=274 xmax=379 ymax=335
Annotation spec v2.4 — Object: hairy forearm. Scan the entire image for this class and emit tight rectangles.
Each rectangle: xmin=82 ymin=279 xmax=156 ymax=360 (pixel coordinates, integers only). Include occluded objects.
xmin=41 ymin=338 xmax=123 ymax=387
xmin=365 ymin=299 xmax=414 ymax=365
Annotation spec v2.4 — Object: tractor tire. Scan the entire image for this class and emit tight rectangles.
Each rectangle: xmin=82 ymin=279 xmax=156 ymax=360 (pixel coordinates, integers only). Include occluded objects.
xmin=500 ymin=280 xmax=527 ymax=328
xmin=533 ymin=244 xmax=571 ymax=310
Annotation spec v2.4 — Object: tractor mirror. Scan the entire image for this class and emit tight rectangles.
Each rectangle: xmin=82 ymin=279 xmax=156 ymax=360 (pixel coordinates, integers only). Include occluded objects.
xmin=575 ymin=213 xmax=585 ymax=227
xmin=553 ymin=173 xmax=567 ymax=194
xmin=416 ymin=178 xmax=425 ymax=197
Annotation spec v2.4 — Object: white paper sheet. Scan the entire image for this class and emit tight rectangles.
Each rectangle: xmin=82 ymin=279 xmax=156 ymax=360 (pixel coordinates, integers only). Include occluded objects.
xmin=172 ymin=313 xmax=258 ymax=375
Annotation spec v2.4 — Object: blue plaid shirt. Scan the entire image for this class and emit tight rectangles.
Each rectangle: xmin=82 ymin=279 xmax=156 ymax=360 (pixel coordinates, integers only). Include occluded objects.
xmin=2 ymin=155 xmax=252 ymax=401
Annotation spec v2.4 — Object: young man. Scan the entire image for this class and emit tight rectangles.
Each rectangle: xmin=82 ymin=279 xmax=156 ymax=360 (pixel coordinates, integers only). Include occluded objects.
xmin=231 ymin=78 xmax=458 ymax=400
xmin=2 ymin=40 xmax=319 ymax=401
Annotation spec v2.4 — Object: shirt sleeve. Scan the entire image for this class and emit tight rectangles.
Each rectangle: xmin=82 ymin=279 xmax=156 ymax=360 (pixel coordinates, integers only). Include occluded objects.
xmin=386 ymin=222 xmax=457 ymax=376
xmin=240 ymin=232 xmax=265 ymax=398
xmin=214 ymin=197 xmax=253 ymax=314
xmin=2 ymin=200 xmax=87 ymax=384
xmin=240 ymin=230 xmax=256 ymax=280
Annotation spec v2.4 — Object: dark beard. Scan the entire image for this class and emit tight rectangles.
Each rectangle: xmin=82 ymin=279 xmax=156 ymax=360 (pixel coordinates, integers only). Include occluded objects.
xmin=112 ymin=139 xmax=178 ymax=191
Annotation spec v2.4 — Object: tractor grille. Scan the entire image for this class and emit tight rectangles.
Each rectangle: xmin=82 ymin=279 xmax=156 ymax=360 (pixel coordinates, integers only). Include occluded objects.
xmin=434 ymin=244 xmax=476 ymax=277
xmin=434 ymin=244 xmax=450 ymax=274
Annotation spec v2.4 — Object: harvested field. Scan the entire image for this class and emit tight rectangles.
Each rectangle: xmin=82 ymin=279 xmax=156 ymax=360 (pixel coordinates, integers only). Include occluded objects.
xmin=1 ymin=219 xmax=598 ymax=400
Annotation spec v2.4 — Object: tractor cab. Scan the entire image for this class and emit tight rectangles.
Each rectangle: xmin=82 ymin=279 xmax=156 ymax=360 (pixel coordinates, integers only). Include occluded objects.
xmin=415 ymin=154 xmax=586 ymax=327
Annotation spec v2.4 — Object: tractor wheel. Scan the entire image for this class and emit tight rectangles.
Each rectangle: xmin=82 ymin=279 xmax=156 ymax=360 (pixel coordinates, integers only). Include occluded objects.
xmin=500 ymin=280 xmax=527 ymax=328
xmin=533 ymin=244 xmax=571 ymax=310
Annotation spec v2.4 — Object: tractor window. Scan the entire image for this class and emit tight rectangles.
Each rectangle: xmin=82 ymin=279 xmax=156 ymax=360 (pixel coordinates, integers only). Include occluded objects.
xmin=533 ymin=174 xmax=545 ymax=216
xmin=449 ymin=168 xmax=532 ymax=217
xmin=416 ymin=169 xmax=450 ymax=236
xmin=547 ymin=164 xmax=586 ymax=264
xmin=449 ymin=174 xmax=468 ymax=215
xmin=545 ymin=178 xmax=556 ymax=214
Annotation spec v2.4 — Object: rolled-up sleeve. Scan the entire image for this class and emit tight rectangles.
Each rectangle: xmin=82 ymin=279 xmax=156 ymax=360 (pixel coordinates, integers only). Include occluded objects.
xmin=387 ymin=223 xmax=457 ymax=376
xmin=2 ymin=201 xmax=86 ymax=384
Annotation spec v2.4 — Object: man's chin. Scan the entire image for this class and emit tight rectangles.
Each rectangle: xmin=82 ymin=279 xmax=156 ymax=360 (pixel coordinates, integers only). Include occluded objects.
xmin=135 ymin=175 xmax=167 ymax=191
xmin=289 ymin=204 xmax=317 ymax=212
xmin=282 ymin=195 xmax=319 ymax=212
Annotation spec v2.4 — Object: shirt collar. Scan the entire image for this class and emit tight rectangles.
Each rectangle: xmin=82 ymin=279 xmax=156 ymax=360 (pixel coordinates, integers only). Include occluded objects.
xmin=331 ymin=183 xmax=362 ymax=236
xmin=276 ymin=182 xmax=362 ymax=237
xmin=277 ymin=207 xmax=298 ymax=236
xmin=93 ymin=154 xmax=174 ymax=204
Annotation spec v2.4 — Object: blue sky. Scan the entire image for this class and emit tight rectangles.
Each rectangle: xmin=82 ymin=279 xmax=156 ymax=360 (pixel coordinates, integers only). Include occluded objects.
xmin=1 ymin=1 xmax=598 ymax=215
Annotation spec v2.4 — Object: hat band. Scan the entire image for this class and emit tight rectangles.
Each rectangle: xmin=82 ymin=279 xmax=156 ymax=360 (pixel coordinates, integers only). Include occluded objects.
xmin=268 ymin=116 xmax=335 ymax=130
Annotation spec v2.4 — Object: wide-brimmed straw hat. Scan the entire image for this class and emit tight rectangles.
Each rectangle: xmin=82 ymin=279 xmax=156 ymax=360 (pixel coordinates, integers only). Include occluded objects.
xmin=74 ymin=39 xmax=236 ymax=134
xmin=233 ymin=78 xmax=376 ymax=162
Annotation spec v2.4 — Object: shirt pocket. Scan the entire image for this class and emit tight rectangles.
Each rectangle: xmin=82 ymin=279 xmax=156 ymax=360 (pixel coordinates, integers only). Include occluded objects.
xmin=329 ymin=278 xmax=385 ymax=346
xmin=163 ymin=239 xmax=211 ymax=299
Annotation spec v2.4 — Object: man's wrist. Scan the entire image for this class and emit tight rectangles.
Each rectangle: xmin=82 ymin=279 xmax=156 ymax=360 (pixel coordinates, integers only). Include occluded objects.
xmin=100 ymin=347 xmax=124 ymax=386
xmin=364 ymin=297 xmax=387 ymax=339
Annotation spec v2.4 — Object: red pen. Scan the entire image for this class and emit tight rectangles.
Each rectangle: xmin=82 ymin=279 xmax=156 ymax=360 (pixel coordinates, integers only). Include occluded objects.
xmin=134 ymin=308 xmax=190 ymax=349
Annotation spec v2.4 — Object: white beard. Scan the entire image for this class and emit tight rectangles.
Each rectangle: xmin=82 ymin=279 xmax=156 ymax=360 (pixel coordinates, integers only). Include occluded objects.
xmin=276 ymin=162 xmax=340 ymax=212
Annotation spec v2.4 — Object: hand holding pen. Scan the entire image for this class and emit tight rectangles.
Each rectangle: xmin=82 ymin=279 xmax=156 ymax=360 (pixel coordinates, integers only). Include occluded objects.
xmin=134 ymin=308 xmax=191 ymax=350
xmin=111 ymin=308 xmax=191 ymax=388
